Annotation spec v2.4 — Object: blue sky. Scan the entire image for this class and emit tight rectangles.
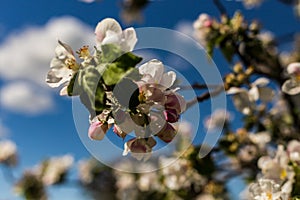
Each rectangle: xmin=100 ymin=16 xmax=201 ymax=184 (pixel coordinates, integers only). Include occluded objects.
xmin=0 ymin=0 xmax=299 ymax=199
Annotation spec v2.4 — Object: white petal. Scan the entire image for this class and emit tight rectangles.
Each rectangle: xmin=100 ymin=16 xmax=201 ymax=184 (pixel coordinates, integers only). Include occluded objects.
xmin=249 ymin=86 xmax=259 ymax=101
xmin=281 ymin=181 xmax=293 ymax=193
xmin=226 ymin=87 xmax=245 ymax=95
xmin=122 ymin=142 xmax=130 ymax=156
xmin=282 ymin=79 xmax=300 ymax=95
xmin=60 ymin=85 xmax=68 ymax=96
xmin=95 ymin=18 xmax=122 ymax=44
xmin=121 ymin=27 xmax=137 ymax=52
xmin=287 ymin=62 xmax=300 ymax=74
xmin=160 ymin=71 xmax=176 ymax=88
xmin=139 ymin=59 xmax=164 ymax=83
xmin=251 ymin=77 xmax=270 ymax=87
xmin=101 ymin=30 xmax=121 ymax=46
xmin=46 ymin=69 xmax=71 ymax=88
xmin=57 ymin=40 xmax=74 ymax=57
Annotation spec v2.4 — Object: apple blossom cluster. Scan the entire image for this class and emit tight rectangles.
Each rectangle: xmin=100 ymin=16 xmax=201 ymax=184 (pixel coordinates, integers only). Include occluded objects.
xmin=0 ymin=140 xmax=18 ymax=167
xmin=193 ymin=12 xmax=278 ymax=66
xmin=246 ymin=141 xmax=300 ymax=200
xmin=46 ymin=18 xmax=186 ymax=160
xmin=14 ymin=155 xmax=74 ymax=199
xmin=77 ymin=125 xmax=229 ymax=200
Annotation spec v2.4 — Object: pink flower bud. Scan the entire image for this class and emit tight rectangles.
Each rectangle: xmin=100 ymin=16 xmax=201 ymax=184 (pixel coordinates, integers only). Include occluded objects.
xmin=165 ymin=92 xmax=186 ymax=114
xmin=88 ymin=121 xmax=110 ymax=140
xmin=157 ymin=123 xmax=176 ymax=143
xmin=123 ymin=137 xmax=157 ymax=154
xmin=193 ymin=13 xmax=212 ymax=29
xmin=164 ymin=109 xmax=180 ymax=123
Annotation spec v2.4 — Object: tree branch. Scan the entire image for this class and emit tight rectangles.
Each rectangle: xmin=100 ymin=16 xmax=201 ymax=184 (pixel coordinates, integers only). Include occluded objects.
xmin=186 ymin=85 xmax=224 ymax=109
xmin=213 ymin=0 xmax=228 ymax=17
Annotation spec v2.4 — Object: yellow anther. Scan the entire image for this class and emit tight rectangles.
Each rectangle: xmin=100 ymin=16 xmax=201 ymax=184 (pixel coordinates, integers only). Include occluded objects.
xmin=65 ymin=58 xmax=78 ymax=70
xmin=280 ymin=169 xmax=287 ymax=180
xmin=266 ymin=192 xmax=272 ymax=200
xmin=77 ymin=46 xmax=90 ymax=59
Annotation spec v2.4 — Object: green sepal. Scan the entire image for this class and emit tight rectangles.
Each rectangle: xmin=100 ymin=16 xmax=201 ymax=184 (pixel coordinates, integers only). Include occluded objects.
xmin=67 ymin=71 xmax=83 ymax=96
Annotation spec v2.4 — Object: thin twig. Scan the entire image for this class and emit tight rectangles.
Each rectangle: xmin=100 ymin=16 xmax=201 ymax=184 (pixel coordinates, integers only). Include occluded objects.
xmin=186 ymin=85 xmax=225 ymax=109
xmin=213 ymin=0 xmax=228 ymax=17
xmin=181 ymin=83 xmax=222 ymax=90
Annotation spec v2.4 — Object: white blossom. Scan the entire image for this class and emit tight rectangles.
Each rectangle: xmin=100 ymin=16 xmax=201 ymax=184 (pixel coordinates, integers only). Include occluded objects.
xmin=258 ymin=145 xmax=294 ymax=184
xmin=227 ymin=78 xmax=274 ymax=115
xmin=249 ymin=179 xmax=282 ymax=200
xmin=95 ymin=18 xmax=137 ymax=52
xmin=138 ymin=59 xmax=177 ymax=89
xmin=282 ymin=62 xmax=300 ymax=95
xmin=0 ymin=140 xmax=18 ymax=166
xmin=46 ymin=40 xmax=78 ymax=89
xmin=287 ymin=140 xmax=300 ymax=162
xmin=204 ymin=109 xmax=232 ymax=130
xmin=193 ymin=13 xmax=213 ymax=47
xmin=41 ymin=155 xmax=74 ymax=185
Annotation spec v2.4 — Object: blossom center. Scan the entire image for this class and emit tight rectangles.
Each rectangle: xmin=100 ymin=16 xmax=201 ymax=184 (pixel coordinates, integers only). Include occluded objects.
xmin=77 ymin=46 xmax=91 ymax=60
xmin=65 ymin=58 xmax=78 ymax=70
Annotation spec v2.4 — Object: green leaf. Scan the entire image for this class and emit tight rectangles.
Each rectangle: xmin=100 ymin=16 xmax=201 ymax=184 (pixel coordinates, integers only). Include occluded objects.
xmin=67 ymin=71 xmax=83 ymax=96
xmin=114 ymin=52 xmax=142 ymax=68
xmin=102 ymin=63 xmax=125 ymax=86
xmin=100 ymin=44 xmax=123 ymax=63
xmin=74 ymin=66 xmax=107 ymax=117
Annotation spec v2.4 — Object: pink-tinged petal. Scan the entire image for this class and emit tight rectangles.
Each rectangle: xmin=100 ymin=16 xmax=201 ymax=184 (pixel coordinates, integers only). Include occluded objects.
xmin=95 ymin=18 xmax=122 ymax=44
xmin=287 ymin=62 xmax=300 ymax=75
xmin=165 ymin=92 xmax=186 ymax=114
xmin=157 ymin=123 xmax=176 ymax=143
xmin=88 ymin=121 xmax=110 ymax=140
xmin=193 ymin=13 xmax=212 ymax=29
xmin=123 ymin=137 xmax=156 ymax=161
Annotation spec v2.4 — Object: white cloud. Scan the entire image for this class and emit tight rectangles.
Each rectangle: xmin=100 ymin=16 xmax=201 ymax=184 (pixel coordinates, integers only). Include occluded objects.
xmin=174 ymin=21 xmax=194 ymax=38
xmin=0 ymin=16 xmax=95 ymax=87
xmin=0 ymin=16 xmax=96 ymax=115
xmin=0 ymin=82 xmax=54 ymax=115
